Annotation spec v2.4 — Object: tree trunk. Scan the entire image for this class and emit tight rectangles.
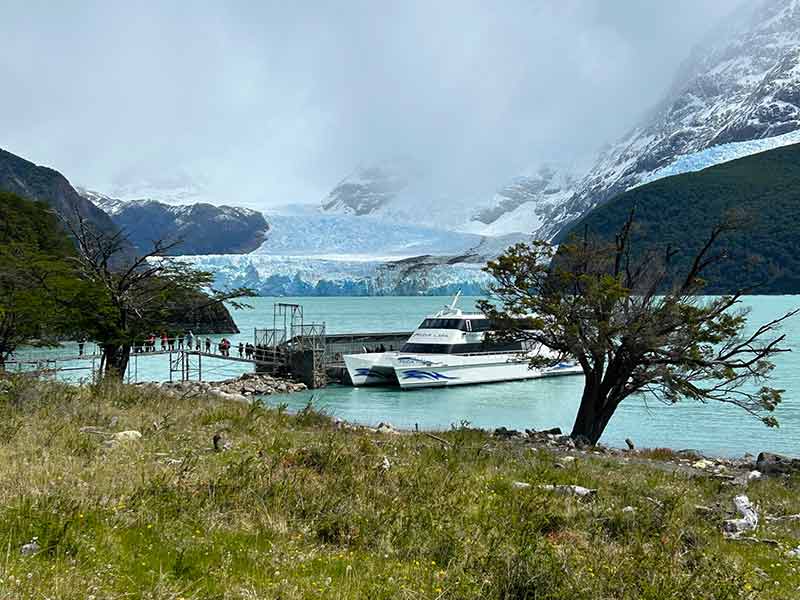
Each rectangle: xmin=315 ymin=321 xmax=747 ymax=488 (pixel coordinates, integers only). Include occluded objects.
xmin=101 ymin=343 xmax=131 ymax=381
xmin=570 ymin=380 xmax=618 ymax=445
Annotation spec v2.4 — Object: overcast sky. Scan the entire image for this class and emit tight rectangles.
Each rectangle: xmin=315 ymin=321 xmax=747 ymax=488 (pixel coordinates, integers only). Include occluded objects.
xmin=1 ymin=0 xmax=746 ymax=209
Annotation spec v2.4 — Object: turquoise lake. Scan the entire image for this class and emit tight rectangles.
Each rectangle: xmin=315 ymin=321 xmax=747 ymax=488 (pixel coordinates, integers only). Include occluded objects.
xmin=14 ymin=295 xmax=800 ymax=458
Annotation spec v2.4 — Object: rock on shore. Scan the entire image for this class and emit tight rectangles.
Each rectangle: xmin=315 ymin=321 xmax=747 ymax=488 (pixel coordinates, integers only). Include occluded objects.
xmin=161 ymin=372 xmax=306 ymax=400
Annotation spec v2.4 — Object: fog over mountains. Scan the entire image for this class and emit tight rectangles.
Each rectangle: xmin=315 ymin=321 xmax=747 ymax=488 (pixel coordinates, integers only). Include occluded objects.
xmin=322 ymin=0 xmax=800 ymax=240
xmin=6 ymin=0 xmax=800 ymax=295
xmin=3 ymin=1 xmax=743 ymax=211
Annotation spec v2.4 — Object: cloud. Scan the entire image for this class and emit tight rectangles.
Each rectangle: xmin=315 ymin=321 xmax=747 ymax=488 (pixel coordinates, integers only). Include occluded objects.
xmin=0 ymin=0 xmax=746 ymax=209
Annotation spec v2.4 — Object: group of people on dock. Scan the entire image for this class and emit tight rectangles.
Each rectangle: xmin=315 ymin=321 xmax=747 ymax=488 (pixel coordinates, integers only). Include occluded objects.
xmin=130 ymin=332 xmax=269 ymax=362
xmin=135 ymin=331 xmax=213 ymax=354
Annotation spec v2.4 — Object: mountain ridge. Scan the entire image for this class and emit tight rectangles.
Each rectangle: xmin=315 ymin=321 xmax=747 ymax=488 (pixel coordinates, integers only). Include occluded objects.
xmin=0 ymin=148 xmax=138 ymax=261
xmin=79 ymin=189 xmax=270 ymax=256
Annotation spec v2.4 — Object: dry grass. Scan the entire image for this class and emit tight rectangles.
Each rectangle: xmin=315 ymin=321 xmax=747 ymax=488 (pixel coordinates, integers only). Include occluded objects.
xmin=0 ymin=375 xmax=798 ymax=599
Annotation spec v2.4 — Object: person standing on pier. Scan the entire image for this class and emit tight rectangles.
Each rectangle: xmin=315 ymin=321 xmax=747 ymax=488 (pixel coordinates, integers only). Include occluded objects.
xmin=177 ymin=333 xmax=184 ymax=349
xmin=186 ymin=331 xmax=193 ymax=350
xmin=238 ymin=342 xmax=244 ymax=357
xmin=168 ymin=335 xmax=175 ymax=351
xmin=196 ymin=337 xmax=201 ymax=351
xmin=78 ymin=337 xmax=86 ymax=356
xmin=205 ymin=337 xmax=211 ymax=353
xmin=161 ymin=332 xmax=167 ymax=351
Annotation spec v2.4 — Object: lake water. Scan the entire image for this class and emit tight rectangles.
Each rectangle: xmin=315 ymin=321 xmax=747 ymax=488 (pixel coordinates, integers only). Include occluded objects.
xmin=13 ymin=295 xmax=800 ymax=458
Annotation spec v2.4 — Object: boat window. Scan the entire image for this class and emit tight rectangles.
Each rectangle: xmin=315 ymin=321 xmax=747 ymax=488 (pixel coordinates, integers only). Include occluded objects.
xmin=418 ymin=318 xmax=466 ymax=329
xmin=399 ymin=340 xmax=524 ymax=354
xmin=469 ymin=319 xmax=492 ymax=332
xmin=400 ymin=343 xmax=454 ymax=353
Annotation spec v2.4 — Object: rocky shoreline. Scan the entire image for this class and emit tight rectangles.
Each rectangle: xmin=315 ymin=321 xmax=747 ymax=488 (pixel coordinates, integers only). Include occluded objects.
xmin=153 ymin=377 xmax=800 ymax=483
xmin=159 ymin=372 xmax=307 ymax=403
xmin=362 ymin=421 xmax=800 ymax=483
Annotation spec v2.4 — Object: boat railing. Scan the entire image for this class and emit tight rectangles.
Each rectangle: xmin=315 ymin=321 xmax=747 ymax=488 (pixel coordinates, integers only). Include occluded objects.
xmin=400 ymin=349 xmax=528 ymax=358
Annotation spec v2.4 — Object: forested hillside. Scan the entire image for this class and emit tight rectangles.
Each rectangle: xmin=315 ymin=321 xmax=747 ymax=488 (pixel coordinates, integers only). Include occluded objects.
xmin=0 ymin=148 xmax=136 ymax=261
xmin=559 ymin=143 xmax=800 ymax=294
xmin=0 ymin=191 xmax=75 ymax=255
xmin=0 ymin=191 xmax=238 ymax=337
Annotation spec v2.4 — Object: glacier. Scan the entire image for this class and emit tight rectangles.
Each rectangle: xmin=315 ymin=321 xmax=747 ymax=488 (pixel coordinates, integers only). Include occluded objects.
xmin=253 ymin=213 xmax=484 ymax=257
xmin=635 ymin=128 xmax=800 ymax=186
xmin=177 ymin=210 xmax=506 ymax=296
xmin=177 ymin=254 xmax=494 ymax=297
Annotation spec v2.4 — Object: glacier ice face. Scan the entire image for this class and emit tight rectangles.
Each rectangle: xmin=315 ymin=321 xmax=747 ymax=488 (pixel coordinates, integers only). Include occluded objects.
xmin=176 ymin=253 xmax=494 ymax=297
xmin=218 ymin=209 xmax=519 ymax=296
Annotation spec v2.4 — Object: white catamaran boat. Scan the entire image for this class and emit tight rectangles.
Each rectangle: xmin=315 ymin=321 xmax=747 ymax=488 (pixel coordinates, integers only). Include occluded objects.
xmin=343 ymin=293 xmax=582 ymax=390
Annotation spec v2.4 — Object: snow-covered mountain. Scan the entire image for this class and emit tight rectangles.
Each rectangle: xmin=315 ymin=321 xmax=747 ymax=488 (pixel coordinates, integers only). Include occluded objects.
xmin=324 ymin=0 xmax=800 ymax=240
xmin=321 ymin=162 xmax=412 ymax=217
xmin=79 ymin=189 xmax=269 ymax=255
xmin=532 ymin=0 xmax=800 ymax=239
xmin=319 ymin=159 xmax=479 ymax=227
xmin=462 ymin=167 xmax=579 ymax=237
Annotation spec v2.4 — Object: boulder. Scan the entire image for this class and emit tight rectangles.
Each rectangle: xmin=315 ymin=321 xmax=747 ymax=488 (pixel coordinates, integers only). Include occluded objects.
xmin=722 ymin=495 xmax=759 ymax=538
xmin=756 ymin=452 xmax=800 ymax=475
xmin=20 ymin=541 xmax=40 ymax=556
xmin=494 ymin=427 xmax=521 ymax=439
xmin=733 ymin=470 xmax=763 ymax=486
xmin=113 ymin=430 xmax=142 ymax=443
xmin=540 ymin=427 xmax=562 ymax=435
xmin=572 ymin=435 xmax=593 ymax=449
xmin=538 ymin=484 xmax=596 ymax=498
xmin=692 ymin=459 xmax=715 ymax=470
xmin=375 ymin=422 xmax=400 ymax=435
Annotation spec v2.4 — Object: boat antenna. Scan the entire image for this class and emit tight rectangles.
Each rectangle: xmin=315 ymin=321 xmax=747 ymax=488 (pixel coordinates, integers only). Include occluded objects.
xmin=449 ymin=289 xmax=462 ymax=311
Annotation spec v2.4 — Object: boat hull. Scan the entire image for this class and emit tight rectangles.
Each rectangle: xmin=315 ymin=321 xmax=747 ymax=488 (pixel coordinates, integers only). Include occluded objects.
xmin=344 ymin=351 xmax=582 ymax=389
xmin=343 ymin=353 xmax=398 ymax=386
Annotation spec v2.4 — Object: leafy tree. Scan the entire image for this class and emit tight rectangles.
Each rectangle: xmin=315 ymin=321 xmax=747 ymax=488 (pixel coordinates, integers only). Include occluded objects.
xmin=479 ymin=212 xmax=797 ymax=445
xmin=0 ymin=192 xmax=77 ymax=369
xmin=58 ymin=214 xmax=253 ymax=380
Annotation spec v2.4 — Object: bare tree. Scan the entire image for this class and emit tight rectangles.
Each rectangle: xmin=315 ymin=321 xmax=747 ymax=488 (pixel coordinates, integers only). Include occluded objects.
xmin=60 ymin=213 xmax=253 ymax=379
xmin=480 ymin=210 xmax=797 ymax=445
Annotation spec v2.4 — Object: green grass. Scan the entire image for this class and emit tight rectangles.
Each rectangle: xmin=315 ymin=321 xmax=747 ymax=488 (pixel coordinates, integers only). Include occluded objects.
xmin=0 ymin=375 xmax=798 ymax=599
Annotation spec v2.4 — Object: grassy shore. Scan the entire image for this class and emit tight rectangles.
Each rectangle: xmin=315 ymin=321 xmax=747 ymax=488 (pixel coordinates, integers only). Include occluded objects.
xmin=0 ymin=376 xmax=798 ymax=599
